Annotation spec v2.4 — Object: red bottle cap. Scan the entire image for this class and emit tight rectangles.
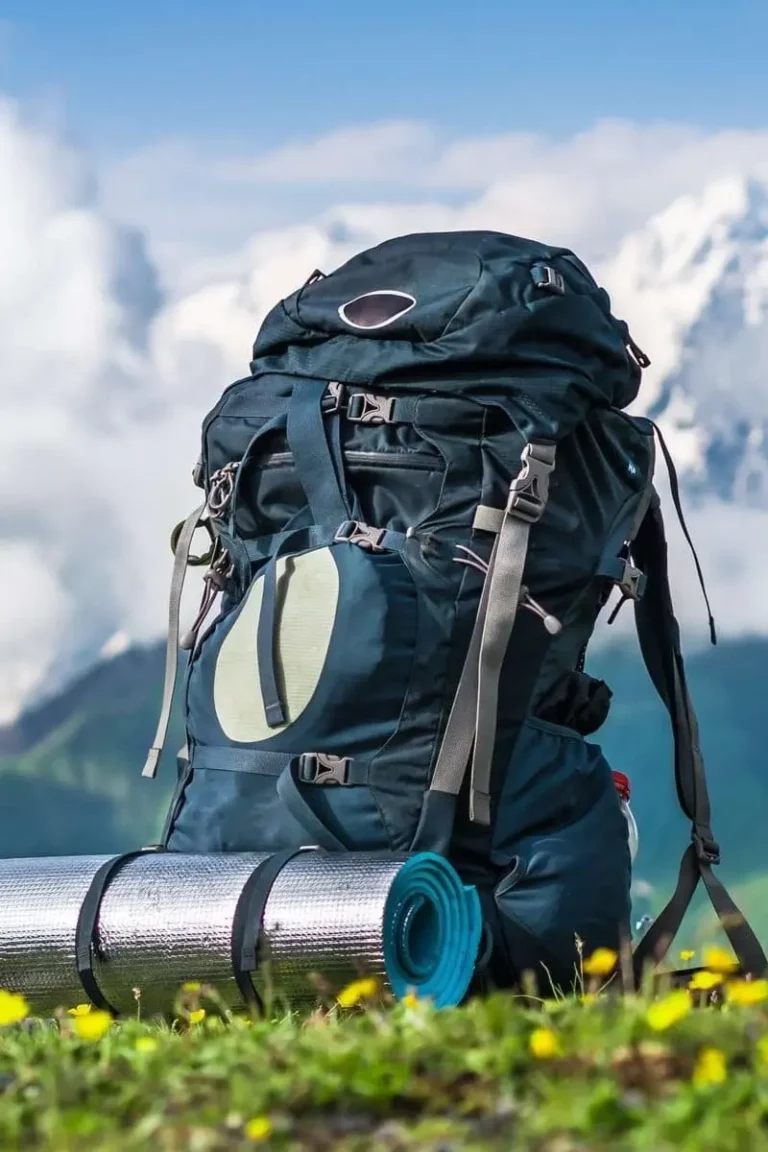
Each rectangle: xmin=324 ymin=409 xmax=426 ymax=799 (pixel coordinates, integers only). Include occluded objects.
xmin=612 ymin=771 xmax=630 ymax=803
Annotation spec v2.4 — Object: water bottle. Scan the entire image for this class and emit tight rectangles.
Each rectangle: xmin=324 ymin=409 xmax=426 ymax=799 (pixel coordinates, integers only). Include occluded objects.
xmin=612 ymin=771 xmax=639 ymax=862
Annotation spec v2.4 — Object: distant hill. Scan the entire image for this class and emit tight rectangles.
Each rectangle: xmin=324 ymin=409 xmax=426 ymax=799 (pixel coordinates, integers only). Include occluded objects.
xmin=0 ymin=644 xmax=178 ymax=857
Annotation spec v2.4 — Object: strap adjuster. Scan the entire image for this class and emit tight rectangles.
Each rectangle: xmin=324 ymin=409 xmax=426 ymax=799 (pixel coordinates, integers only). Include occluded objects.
xmin=506 ymin=443 xmax=556 ymax=523
xmin=617 ymin=558 xmax=646 ymax=601
xmin=347 ymin=391 xmax=395 ymax=425
xmin=334 ymin=520 xmax=386 ymax=551
xmin=325 ymin=381 xmax=345 ymax=413
xmin=298 ymin=753 xmax=351 ymax=786
xmin=531 ymin=263 xmax=565 ymax=295
xmin=693 ymin=831 xmax=721 ymax=865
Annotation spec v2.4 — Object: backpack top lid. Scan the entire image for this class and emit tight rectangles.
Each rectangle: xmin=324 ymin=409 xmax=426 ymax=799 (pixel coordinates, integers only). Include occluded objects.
xmin=250 ymin=230 xmax=644 ymax=438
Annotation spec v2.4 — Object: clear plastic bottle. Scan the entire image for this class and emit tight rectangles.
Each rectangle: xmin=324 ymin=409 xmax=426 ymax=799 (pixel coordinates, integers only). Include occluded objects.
xmin=612 ymin=771 xmax=639 ymax=862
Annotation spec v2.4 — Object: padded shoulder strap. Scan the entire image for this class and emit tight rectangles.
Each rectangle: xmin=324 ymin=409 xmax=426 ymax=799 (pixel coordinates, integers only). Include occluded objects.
xmin=630 ymin=493 xmax=766 ymax=979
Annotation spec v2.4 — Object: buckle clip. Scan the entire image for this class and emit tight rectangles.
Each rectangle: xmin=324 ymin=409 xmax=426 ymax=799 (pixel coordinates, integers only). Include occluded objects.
xmin=347 ymin=391 xmax=395 ymax=425
xmin=325 ymin=381 xmax=345 ymax=413
xmin=334 ymin=520 xmax=386 ymax=551
xmin=693 ymin=831 xmax=721 ymax=865
xmin=298 ymin=753 xmax=350 ymax=786
xmin=531 ymin=263 xmax=565 ymax=295
xmin=617 ymin=558 xmax=646 ymax=601
xmin=506 ymin=443 xmax=556 ymax=523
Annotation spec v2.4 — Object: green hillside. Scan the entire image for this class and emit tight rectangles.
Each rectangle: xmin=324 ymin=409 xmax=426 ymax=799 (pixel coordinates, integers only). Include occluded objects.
xmin=0 ymin=645 xmax=178 ymax=857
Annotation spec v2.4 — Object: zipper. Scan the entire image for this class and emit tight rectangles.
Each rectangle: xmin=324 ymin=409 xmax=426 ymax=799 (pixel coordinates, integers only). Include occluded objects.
xmin=256 ymin=449 xmax=443 ymax=471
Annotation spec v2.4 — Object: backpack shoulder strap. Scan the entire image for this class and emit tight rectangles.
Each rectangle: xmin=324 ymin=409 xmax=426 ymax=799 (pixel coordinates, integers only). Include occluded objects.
xmin=630 ymin=490 xmax=767 ymax=979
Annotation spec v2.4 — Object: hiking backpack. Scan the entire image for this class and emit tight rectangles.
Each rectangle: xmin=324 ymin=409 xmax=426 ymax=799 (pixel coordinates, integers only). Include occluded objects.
xmin=144 ymin=230 xmax=766 ymax=991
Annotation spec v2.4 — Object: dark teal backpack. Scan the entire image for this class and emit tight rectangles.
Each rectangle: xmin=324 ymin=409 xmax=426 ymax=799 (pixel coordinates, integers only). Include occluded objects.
xmin=144 ymin=231 xmax=765 ymax=991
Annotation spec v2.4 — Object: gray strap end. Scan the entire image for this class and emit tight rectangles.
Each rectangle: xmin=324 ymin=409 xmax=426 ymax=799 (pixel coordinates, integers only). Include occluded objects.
xmin=469 ymin=790 xmax=492 ymax=826
xmin=142 ymin=749 xmax=161 ymax=779
xmin=472 ymin=505 xmax=504 ymax=534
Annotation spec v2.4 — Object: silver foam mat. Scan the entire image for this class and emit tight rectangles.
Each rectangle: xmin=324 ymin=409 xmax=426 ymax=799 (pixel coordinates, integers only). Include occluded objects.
xmin=0 ymin=852 xmax=404 ymax=1016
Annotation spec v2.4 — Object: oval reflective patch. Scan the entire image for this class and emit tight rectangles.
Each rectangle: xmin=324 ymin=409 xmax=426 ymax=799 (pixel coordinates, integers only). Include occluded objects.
xmin=338 ymin=289 xmax=416 ymax=330
xmin=213 ymin=548 xmax=339 ymax=743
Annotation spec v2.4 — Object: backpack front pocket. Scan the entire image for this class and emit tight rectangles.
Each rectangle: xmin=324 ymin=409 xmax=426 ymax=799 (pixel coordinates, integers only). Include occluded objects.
xmin=172 ymin=537 xmax=422 ymax=853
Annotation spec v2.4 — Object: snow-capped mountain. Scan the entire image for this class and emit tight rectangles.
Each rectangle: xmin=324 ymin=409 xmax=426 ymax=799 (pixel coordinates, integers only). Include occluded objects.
xmin=602 ymin=175 xmax=768 ymax=505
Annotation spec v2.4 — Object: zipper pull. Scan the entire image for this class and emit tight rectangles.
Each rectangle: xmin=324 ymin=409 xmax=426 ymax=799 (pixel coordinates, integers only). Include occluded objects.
xmin=179 ymin=548 xmax=233 ymax=650
xmin=520 ymin=587 xmax=562 ymax=635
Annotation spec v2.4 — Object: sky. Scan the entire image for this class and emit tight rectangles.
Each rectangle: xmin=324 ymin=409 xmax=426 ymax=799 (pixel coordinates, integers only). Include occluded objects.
xmin=2 ymin=0 xmax=768 ymax=150
xmin=1 ymin=1 xmax=768 ymax=720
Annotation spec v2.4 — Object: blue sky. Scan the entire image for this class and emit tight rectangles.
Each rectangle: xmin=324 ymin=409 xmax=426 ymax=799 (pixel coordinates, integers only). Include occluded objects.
xmin=1 ymin=0 xmax=767 ymax=154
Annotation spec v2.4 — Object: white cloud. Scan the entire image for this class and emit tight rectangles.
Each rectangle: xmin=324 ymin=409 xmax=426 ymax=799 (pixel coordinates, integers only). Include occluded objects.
xmin=101 ymin=118 xmax=768 ymax=291
xmin=3 ymin=98 xmax=768 ymax=722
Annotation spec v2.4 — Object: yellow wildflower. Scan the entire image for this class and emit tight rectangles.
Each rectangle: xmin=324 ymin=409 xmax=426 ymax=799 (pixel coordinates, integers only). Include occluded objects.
xmin=689 ymin=970 xmax=723 ymax=991
xmin=0 ymin=990 xmax=28 ymax=1028
xmin=73 ymin=1010 xmax=112 ymax=1042
xmin=581 ymin=992 xmax=598 ymax=1005
xmin=134 ymin=1036 xmax=158 ymax=1054
xmin=529 ymin=1027 xmax=562 ymax=1059
xmin=402 ymin=991 xmax=419 ymax=1009
xmin=67 ymin=1003 xmax=92 ymax=1017
xmin=693 ymin=1047 xmax=727 ymax=1088
xmin=182 ymin=981 xmax=201 ymax=993
xmin=188 ymin=1008 xmax=206 ymax=1025
xmin=336 ymin=977 xmax=381 ymax=1008
xmin=244 ymin=1116 xmax=273 ymax=1142
xmin=703 ymin=946 xmax=739 ymax=975
xmin=727 ymin=979 xmax=768 ymax=1006
xmin=679 ymin=949 xmax=696 ymax=962
xmin=583 ymin=948 xmax=617 ymax=978
xmin=646 ymin=990 xmax=691 ymax=1032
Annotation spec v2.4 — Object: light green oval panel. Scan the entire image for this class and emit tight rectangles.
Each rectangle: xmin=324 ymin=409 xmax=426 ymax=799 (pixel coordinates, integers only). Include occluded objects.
xmin=213 ymin=547 xmax=340 ymax=743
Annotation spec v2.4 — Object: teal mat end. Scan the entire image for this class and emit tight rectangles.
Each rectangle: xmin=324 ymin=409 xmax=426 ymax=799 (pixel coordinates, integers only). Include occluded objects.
xmin=383 ymin=852 xmax=483 ymax=1008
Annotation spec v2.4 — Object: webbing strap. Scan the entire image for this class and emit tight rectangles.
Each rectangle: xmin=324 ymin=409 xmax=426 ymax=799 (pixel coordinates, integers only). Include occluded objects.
xmin=231 ymin=848 xmax=315 ymax=1011
xmin=76 ymin=848 xmax=164 ymax=1013
xmin=191 ymin=746 xmax=371 ymax=784
xmin=471 ymin=443 xmax=555 ymax=822
xmin=287 ymin=378 xmax=349 ymax=528
xmin=428 ymin=536 xmax=498 ymax=799
xmin=428 ymin=442 xmax=556 ymax=824
xmin=257 ymin=556 xmax=288 ymax=728
xmin=631 ymin=496 xmax=767 ymax=978
xmin=276 ymin=761 xmax=349 ymax=850
xmin=142 ymin=503 xmax=207 ymax=779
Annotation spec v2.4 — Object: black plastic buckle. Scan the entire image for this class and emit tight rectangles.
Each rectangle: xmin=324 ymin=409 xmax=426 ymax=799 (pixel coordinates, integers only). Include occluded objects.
xmin=347 ymin=391 xmax=395 ymax=425
xmin=693 ymin=831 xmax=721 ymax=866
xmin=298 ymin=753 xmax=351 ymax=786
xmin=334 ymin=520 xmax=386 ymax=551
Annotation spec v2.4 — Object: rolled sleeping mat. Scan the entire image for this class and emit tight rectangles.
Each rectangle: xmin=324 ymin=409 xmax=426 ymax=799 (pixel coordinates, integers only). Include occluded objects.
xmin=0 ymin=849 xmax=482 ymax=1017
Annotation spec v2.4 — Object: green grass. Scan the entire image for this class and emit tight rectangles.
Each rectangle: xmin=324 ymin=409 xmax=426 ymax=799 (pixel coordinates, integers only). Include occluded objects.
xmin=3 ymin=984 xmax=768 ymax=1151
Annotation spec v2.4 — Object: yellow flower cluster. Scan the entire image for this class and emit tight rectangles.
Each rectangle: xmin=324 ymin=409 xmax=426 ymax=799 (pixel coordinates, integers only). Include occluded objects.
xmin=693 ymin=1047 xmax=727 ymax=1088
xmin=73 ymin=1010 xmax=113 ymax=1042
xmin=244 ymin=1115 xmax=273 ymax=1142
xmin=582 ymin=948 xmax=618 ymax=979
xmin=336 ymin=977 xmax=381 ymax=1008
xmin=529 ymin=1027 xmax=561 ymax=1059
xmin=0 ymin=990 xmax=28 ymax=1028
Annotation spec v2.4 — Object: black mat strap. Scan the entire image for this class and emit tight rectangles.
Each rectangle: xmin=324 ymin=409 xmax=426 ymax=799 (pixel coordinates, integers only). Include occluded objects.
xmin=75 ymin=847 xmax=165 ymax=1014
xmin=231 ymin=847 xmax=318 ymax=1012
